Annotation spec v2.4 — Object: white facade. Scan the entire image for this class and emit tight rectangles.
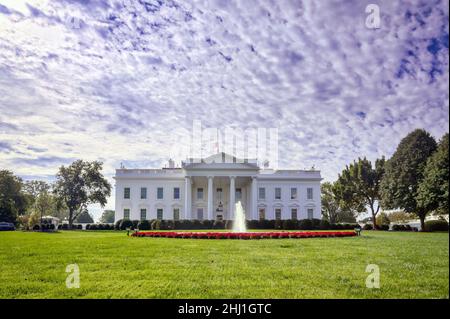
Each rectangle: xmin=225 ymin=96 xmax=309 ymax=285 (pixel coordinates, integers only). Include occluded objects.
xmin=114 ymin=153 xmax=322 ymax=221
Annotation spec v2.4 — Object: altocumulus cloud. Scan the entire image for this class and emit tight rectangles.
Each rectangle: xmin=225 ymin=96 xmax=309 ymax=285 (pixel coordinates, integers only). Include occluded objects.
xmin=0 ymin=0 xmax=448 ymax=217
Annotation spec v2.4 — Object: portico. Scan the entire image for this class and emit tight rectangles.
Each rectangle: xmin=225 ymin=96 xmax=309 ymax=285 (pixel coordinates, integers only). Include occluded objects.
xmin=184 ymin=175 xmax=258 ymax=221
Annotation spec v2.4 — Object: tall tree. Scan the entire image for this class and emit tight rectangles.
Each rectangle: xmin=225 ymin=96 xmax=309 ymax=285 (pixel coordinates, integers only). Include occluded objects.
xmin=33 ymin=190 xmax=56 ymax=227
xmin=417 ymin=133 xmax=449 ymax=216
xmin=337 ymin=157 xmax=385 ymax=229
xmin=321 ymin=181 xmax=356 ymax=223
xmin=53 ymin=160 xmax=111 ymax=229
xmin=381 ymin=129 xmax=437 ymax=231
xmin=100 ymin=209 xmax=115 ymax=223
xmin=22 ymin=180 xmax=51 ymax=200
xmin=22 ymin=180 xmax=52 ymax=218
xmin=0 ymin=170 xmax=27 ymax=223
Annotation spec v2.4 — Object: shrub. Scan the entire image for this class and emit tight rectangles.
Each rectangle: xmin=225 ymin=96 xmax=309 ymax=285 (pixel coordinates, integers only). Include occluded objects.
xmin=274 ymin=219 xmax=283 ymax=229
xmin=224 ymin=220 xmax=233 ymax=230
xmin=265 ymin=220 xmax=275 ymax=229
xmin=165 ymin=220 xmax=175 ymax=230
xmin=282 ymin=219 xmax=298 ymax=230
xmin=32 ymin=224 xmax=40 ymax=231
xmin=137 ymin=220 xmax=151 ymax=230
xmin=425 ymin=220 xmax=449 ymax=232
xmin=363 ymin=224 xmax=373 ymax=230
xmin=320 ymin=220 xmax=330 ymax=230
xmin=151 ymin=219 xmax=161 ymax=230
xmin=213 ymin=220 xmax=225 ymax=229
xmin=115 ymin=219 xmax=122 ymax=230
xmin=131 ymin=220 xmax=139 ymax=230
xmin=61 ymin=224 xmax=68 ymax=230
xmin=311 ymin=218 xmax=321 ymax=230
xmin=159 ymin=220 xmax=171 ymax=230
xmin=298 ymin=219 xmax=313 ymax=230
xmin=119 ymin=219 xmax=133 ymax=230
xmin=379 ymin=224 xmax=389 ymax=231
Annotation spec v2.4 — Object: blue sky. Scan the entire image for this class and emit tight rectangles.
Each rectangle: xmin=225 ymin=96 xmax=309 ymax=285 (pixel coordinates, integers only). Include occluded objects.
xmin=0 ymin=0 xmax=448 ymax=220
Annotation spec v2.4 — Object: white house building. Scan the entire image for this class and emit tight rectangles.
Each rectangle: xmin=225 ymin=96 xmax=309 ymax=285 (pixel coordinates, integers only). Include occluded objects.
xmin=114 ymin=153 xmax=322 ymax=221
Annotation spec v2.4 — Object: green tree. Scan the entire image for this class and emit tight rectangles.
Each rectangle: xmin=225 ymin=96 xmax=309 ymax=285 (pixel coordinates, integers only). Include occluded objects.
xmin=417 ymin=133 xmax=449 ymax=216
xmin=100 ymin=209 xmax=115 ymax=223
xmin=387 ymin=210 xmax=414 ymax=223
xmin=376 ymin=212 xmax=390 ymax=226
xmin=381 ymin=129 xmax=437 ymax=231
xmin=0 ymin=170 xmax=27 ymax=223
xmin=321 ymin=181 xmax=356 ymax=224
xmin=75 ymin=209 xmax=94 ymax=223
xmin=34 ymin=190 xmax=56 ymax=227
xmin=22 ymin=180 xmax=51 ymax=200
xmin=337 ymin=157 xmax=385 ymax=229
xmin=23 ymin=180 xmax=51 ymax=212
xmin=53 ymin=160 xmax=111 ymax=229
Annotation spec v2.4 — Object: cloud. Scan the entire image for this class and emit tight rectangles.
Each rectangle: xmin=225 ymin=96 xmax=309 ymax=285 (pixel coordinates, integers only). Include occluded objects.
xmin=0 ymin=0 xmax=448 ymax=220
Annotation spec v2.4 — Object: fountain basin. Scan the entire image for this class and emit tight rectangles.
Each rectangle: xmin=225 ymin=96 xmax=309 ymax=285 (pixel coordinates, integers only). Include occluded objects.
xmin=131 ymin=231 xmax=357 ymax=239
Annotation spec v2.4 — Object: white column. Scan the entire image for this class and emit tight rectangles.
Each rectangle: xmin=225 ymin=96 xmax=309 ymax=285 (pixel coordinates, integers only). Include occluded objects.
xmin=229 ymin=176 xmax=235 ymax=220
xmin=184 ymin=177 xmax=191 ymax=220
xmin=251 ymin=176 xmax=258 ymax=220
xmin=207 ymin=176 xmax=214 ymax=220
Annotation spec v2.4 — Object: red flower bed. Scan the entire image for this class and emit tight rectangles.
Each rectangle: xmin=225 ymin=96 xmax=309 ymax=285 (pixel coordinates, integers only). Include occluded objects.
xmin=131 ymin=230 xmax=357 ymax=239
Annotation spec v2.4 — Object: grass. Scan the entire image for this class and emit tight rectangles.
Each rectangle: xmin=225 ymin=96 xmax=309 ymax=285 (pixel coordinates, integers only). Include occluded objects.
xmin=0 ymin=230 xmax=448 ymax=299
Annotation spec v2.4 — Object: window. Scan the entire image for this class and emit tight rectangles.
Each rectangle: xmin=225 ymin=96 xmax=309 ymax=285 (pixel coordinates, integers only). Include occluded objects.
xmin=291 ymin=188 xmax=297 ymax=200
xmin=307 ymin=188 xmax=313 ymax=200
xmin=173 ymin=187 xmax=180 ymax=199
xmin=197 ymin=188 xmax=204 ymax=200
xmin=236 ymin=188 xmax=242 ymax=201
xmin=307 ymin=208 xmax=314 ymax=220
xmin=259 ymin=208 xmax=265 ymax=220
xmin=157 ymin=208 xmax=163 ymax=220
xmin=124 ymin=187 xmax=130 ymax=199
xmin=275 ymin=188 xmax=281 ymax=200
xmin=291 ymin=208 xmax=298 ymax=220
xmin=197 ymin=208 xmax=204 ymax=220
xmin=123 ymin=208 xmax=130 ymax=219
xmin=157 ymin=187 xmax=164 ymax=199
xmin=258 ymin=187 xmax=265 ymax=200
xmin=140 ymin=187 xmax=147 ymax=199
xmin=140 ymin=209 xmax=147 ymax=220
xmin=275 ymin=208 xmax=282 ymax=220
xmin=173 ymin=208 xmax=180 ymax=220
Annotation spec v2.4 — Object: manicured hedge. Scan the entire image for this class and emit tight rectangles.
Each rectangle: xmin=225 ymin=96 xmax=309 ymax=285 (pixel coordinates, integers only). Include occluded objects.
xmin=425 ymin=220 xmax=449 ymax=232
xmin=392 ymin=224 xmax=415 ymax=231
xmin=132 ymin=230 xmax=358 ymax=240
xmin=86 ymin=224 xmax=114 ymax=230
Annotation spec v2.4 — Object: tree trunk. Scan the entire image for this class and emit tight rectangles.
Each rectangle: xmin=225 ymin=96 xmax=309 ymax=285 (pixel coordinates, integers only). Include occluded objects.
xmin=419 ymin=215 xmax=426 ymax=232
xmin=68 ymin=208 xmax=74 ymax=229
xmin=370 ymin=205 xmax=378 ymax=230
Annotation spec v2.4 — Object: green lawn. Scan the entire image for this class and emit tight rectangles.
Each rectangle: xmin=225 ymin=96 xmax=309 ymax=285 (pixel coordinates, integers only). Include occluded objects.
xmin=0 ymin=230 xmax=448 ymax=298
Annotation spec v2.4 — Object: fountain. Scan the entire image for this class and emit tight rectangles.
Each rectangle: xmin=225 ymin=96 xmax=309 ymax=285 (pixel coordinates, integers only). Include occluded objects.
xmin=232 ymin=201 xmax=247 ymax=232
